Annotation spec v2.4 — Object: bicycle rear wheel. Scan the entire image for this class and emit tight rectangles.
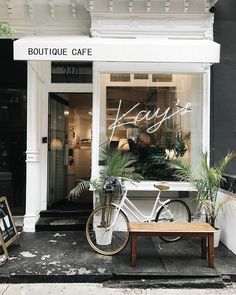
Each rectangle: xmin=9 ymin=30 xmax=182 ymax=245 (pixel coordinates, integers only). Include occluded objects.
xmin=155 ymin=199 xmax=191 ymax=242
xmin=86 ymin=205 xmax=129 ymax=255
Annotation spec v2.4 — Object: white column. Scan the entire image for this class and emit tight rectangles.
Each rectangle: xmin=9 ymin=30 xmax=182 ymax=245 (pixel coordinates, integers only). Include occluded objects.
xmin=39 ymin=61 xmax=50 ymax=211
xmin=91 ymin=62 xmax=100 ymax=178
xmin=23 ymin=61 xmax=41 ymax=232
xmin=202 ymin=66 xmax=211 ymax=157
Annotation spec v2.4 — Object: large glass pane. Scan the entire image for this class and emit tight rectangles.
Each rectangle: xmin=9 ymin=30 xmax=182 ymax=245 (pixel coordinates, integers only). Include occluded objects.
xmin=48 ymin=94 xmax=68 ymax=207
xmin=0 ymin=89 xmax=26 ymax=214
xmin=100 ymin=73 xmax=202 ymax=180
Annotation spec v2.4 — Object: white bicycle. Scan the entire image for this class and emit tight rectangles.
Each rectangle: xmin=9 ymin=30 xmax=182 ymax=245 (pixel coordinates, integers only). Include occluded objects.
xmin=86 ymin=183 xmax=191 ymax=255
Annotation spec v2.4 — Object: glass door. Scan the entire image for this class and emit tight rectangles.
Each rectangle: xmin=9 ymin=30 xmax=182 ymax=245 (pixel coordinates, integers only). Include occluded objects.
xmin=47 ymin=92 xmax=93 ymax=209
xmin=48 ymin=94 xmax=69 ymax=208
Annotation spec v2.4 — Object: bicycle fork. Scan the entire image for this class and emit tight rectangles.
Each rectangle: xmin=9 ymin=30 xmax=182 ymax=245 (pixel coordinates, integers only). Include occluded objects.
xmin=158 ymin=201 xmax=175 ymax=222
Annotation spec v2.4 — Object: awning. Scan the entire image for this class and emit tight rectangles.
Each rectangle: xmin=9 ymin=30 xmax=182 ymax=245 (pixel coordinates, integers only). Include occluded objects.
xmin=13 ymin=36 xmax=220 ymax=63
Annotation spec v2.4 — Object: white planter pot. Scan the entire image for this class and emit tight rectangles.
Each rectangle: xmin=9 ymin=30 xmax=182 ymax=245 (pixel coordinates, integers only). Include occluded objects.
xmin=95 ymin=226 xmax=112 ymax=245
xmin=214 ymin=228 xmax=221 ymax=248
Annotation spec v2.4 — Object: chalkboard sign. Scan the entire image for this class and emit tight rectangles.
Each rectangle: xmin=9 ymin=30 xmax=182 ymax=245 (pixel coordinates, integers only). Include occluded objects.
xmin=0 ymin=197 xmax=20 ymax=258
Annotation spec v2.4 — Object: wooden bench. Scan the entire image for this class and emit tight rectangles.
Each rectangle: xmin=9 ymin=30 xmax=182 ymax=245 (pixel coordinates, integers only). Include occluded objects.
xmin=129 ymin=222 xmax=216 ymax=268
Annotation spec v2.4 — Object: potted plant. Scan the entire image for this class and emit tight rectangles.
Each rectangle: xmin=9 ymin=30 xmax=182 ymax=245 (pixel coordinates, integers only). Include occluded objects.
xmin=168 ymin=151 xmax=236 ymax=247
xmin=68 ymin=146 xmax=142 ymax=245
xmin=68 ymin=146 xmax=142 ymax=204
xmin=0 ymin=22 xmax=14 ymax=36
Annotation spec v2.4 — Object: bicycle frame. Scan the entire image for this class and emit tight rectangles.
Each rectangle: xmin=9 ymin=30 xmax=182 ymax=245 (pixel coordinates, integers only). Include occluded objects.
xmin=107 ymin=188 xmax=172 ymax=230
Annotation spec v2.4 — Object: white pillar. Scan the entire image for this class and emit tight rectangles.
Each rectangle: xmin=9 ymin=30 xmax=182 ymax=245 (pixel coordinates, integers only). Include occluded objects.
xmin=23 ymin=61 xmax=41 ymax=232
xmin=39 ymin=61 xmax=50 ymax=211
xmin=202 ymin=66 xmax=211 ymax=156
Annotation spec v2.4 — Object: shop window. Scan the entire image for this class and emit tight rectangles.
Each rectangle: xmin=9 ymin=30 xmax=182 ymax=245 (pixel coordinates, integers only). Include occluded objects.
xmin=0 ymin=89 xmax=26 ymax=212
xmin=100 ymin=73 xmax=202 ymax=181
xmin=0 ymin=40 xmax=27 ymax=214
xmin=110 ymin=74 xmax=130 ymax=82
xmin=152 ymin=74 xmax=173 ymax=82
xmin=134 ymin=74 xmax=149 ymax=80
xmin=51 ymin=62 xmax=92 ymax=83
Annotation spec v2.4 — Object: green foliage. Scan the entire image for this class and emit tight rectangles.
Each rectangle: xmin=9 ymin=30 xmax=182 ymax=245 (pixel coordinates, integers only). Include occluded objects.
xmin=168 ymin=152 xmax=236 ymax=227
xmin=0 ymin=22 xmax=14 ymax=36
xmin=135 ymin=146 xmax=175 ymax=180
xmin=68 ymin=146 xmax=143 ymax=203
xmin=175 ymin=135 xmax=187 ymax=157
xmin=99 ymin=147 xmax=142 ymax=181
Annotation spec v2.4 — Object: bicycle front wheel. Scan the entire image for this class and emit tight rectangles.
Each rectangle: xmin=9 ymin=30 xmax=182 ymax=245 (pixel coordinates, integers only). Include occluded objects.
xmin=155 ymin=199 xmax=191 ymax=242
xmin=86 ymin=205 xmax=129 ymax=255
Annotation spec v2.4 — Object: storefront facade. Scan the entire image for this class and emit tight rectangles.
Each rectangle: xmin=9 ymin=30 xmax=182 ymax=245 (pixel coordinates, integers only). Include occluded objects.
xmin=1 ymin=0 xmax=220 ymax=232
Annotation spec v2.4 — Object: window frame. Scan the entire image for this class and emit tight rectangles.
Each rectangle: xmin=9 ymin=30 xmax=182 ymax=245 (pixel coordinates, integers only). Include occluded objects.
xmin=91 ymin=62 xmax=210 ymax=180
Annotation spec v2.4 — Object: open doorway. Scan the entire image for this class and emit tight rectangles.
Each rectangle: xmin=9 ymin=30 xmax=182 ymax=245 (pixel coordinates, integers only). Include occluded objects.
xmin=47 ymin=92 xmax=92 ymax=210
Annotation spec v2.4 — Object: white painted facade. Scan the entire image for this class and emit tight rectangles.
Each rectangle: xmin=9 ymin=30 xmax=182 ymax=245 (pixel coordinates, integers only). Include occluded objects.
xmin=0 ymin=0 xmax=220 ymax=231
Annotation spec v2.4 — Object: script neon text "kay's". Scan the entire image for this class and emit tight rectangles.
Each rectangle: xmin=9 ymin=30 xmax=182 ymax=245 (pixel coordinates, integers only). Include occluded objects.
xmin=108 ymin=99 xmax=191 ymax=139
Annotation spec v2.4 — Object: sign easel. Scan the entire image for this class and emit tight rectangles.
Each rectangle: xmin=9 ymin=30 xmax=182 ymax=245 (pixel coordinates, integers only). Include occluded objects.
xmin=0 ymin=197 xmax=21 ymax=258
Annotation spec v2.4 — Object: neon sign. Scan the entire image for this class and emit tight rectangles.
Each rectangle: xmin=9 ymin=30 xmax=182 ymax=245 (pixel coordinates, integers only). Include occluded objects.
xmin=108 ymin=99 xmax=191 ymax=141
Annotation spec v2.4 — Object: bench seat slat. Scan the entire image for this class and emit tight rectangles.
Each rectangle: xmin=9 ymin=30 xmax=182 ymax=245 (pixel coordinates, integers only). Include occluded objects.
xmin=128 ymin=222 xmax=215 ymax=233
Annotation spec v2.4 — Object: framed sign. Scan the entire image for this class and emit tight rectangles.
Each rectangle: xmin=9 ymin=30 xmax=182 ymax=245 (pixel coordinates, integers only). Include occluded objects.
xmin=0 ymin=197 xmax=20 ymax=258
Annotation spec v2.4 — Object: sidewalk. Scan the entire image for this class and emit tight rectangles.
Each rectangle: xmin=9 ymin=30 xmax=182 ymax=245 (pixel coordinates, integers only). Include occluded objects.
xmin=1 ymin=283 xmax=236 ymax=295
xmin=0 ymin=231 xmax=235 ymax=288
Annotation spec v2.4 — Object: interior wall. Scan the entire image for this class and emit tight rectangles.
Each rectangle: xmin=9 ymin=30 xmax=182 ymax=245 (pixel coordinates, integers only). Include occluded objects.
xmin=175 ymin=74 xmax=202 ymax=167
xmin=67 ymin=93 xmax=92 ymax=181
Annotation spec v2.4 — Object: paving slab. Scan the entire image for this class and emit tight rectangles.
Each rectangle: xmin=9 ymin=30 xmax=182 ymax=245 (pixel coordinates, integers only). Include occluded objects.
xmin=1 ymin=283 xmax=236 ymax=295
xmin=0 ymin=231 xmax=235 ymax=286
xmin=112 ymin=237 xmax=222 ymax=277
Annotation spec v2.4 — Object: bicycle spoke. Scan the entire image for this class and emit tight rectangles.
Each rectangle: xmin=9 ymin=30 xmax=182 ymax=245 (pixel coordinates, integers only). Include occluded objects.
xmin=86 ymin=205 xmax=129 ymax=255
xmin=156 ymin=199 xmax=191 ymax=242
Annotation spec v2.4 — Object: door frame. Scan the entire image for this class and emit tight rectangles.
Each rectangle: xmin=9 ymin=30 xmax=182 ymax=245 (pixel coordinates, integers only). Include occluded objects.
xmin=24 ymin=60 xmax=93 ymax=232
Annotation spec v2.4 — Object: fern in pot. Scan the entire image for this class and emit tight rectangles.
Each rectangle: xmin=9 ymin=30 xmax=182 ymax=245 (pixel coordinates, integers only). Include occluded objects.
xmin=168 ymin=152 xmax=235 ymax=247
xmin=68 ymin=146 xmax=143 ymax=206
xmin=68 ymin=146 xmax=142 ymax=245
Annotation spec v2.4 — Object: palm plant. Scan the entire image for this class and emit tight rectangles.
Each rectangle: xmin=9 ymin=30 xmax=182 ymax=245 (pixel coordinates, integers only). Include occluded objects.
xmin=68 ymin=146 xmax=143 ymax=205
xmin=168 ymin=152 xmax=235 ymax=228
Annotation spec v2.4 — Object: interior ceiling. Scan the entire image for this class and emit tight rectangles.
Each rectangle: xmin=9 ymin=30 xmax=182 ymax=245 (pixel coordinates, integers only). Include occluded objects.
xmin=57 ymin=93 xmax=92 ymax=120
xmin=68 ymin=93 xmax=92 ymax=108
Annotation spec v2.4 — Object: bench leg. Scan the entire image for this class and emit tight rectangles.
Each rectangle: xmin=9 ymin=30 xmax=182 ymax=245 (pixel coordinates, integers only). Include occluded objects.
xmin=208 ymin=233 xmax=214 ymax=268
xmin=201 ymin=237 xmax=207 ymax=259
xmin=131 ymin=234 xmax=137 ymax=267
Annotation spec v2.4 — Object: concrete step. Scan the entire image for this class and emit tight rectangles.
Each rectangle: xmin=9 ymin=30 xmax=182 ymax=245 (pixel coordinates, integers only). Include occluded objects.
xmin=39 ymin=209 xmax=91 ymax=218
xmin=35 ymin=216 xmax=88 ymax=231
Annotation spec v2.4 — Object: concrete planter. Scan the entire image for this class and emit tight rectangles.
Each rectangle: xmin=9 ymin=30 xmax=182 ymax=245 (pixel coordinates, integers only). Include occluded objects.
xmin=95 ymin=226 xmax=112 ymax=245
xmin=214 ymin=228 xmax=221 ymax=248
xmin=216 ymin=190 xmax=236 ymax=254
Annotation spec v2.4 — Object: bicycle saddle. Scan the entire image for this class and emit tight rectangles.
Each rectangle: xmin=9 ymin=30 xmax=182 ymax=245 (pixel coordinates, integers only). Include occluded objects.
xmin=154 ymin=183 xmax=170 ymax=191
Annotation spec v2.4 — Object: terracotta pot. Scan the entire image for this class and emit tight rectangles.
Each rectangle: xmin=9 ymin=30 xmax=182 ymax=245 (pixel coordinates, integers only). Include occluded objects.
xmin=139 ymin=132 xmax=151 ymax=144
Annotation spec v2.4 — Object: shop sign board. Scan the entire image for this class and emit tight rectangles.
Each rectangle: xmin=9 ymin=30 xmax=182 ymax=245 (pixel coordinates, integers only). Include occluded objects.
xmin=0 ymin=197 xmax=20 ymax=258
xmin=14 ymin=36 xmax=220 ymax=63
